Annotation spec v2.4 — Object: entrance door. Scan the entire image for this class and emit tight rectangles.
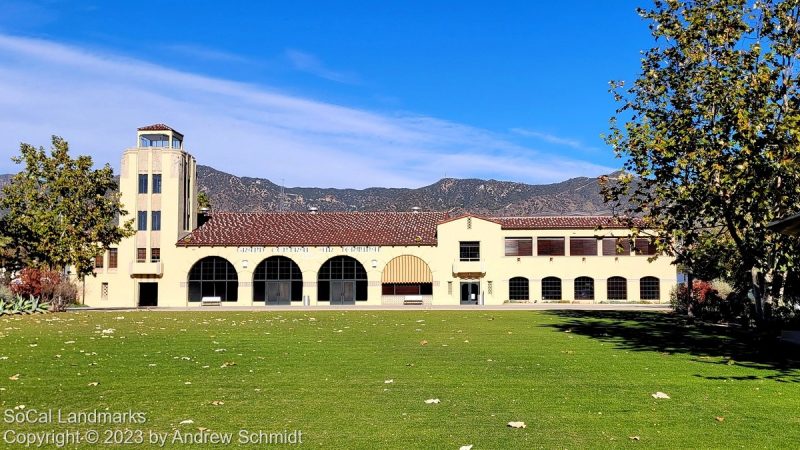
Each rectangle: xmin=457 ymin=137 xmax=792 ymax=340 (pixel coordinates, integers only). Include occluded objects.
xmin=139 ymin=282 xmax=158 ymax=307
xmin=330 ymin=281 xmax=356 ymax=305
xmin=265 ymin=281 xmax=291 ymax=306
xmin=460 ymin=282 xmax=479 ymax=305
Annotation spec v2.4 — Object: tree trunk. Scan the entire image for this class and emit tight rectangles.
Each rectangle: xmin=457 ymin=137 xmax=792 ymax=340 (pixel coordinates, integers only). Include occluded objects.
xmin=687 ymin=272 xmax=695 ymax=317
xmin=751 ymin=267 xmax=764 ymax=326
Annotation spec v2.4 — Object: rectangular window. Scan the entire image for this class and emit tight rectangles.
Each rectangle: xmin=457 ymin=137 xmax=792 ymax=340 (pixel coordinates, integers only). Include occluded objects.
xmin=602 ymin=237 xmax=631 ymax=256
xmin=570 ymin=237 xmax=598 ymax=256
xmin=137 ymin=211 xmax=147 ymax=231
xmin=459 ymin=241 xmax=480 ymax=261
xmin=633 ymin=238 xmax=657 ymax=255
xmin=138 ymin=174 xmax=148 ymax=194
xmin=152 ymin=174 xmax=162 ymax=194
xmin=504 ymin=237 xmax=533 ymax=256
xmin=537 ymin=237 xmax=565 ymax=256
xmin=94 ymin=253 xmax=104 ymax=269
xmin=151 ymin=248 xmax=160 ymax=262
xmin=151 ymin=211 xmax=161 ymax=231
xmin=101 ymin=283 xmax=108 ymax=300
xmin=137 ymin=248 xmax=146 ymax=263
xmin=108 ymin=248 xmax=118 ymax=269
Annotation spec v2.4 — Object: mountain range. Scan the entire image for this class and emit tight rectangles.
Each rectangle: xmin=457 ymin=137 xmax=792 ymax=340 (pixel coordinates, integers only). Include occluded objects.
xmin=0 ymin=166 xmax=619 ymax=216
xmin=194 ymin=165 xmax=618 ymax=216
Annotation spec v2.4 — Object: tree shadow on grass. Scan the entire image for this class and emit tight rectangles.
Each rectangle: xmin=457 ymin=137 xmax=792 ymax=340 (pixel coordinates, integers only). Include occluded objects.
xmin=542 ymin=310 xmax=800 ymax=383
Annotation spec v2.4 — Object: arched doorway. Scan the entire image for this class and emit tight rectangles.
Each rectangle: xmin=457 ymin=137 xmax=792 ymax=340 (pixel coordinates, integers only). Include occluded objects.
xmin=253 ymin=256 xmax=303 ymax=305
xmin=318 ymin=256 xmax=368 ymax=305
xmin=187 ymin=256 xmax=238 ymax=302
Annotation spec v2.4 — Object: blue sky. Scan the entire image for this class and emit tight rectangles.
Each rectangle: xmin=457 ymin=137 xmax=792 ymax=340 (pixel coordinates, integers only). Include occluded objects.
xmin=0 ymin=0 xmax=651 ymax=188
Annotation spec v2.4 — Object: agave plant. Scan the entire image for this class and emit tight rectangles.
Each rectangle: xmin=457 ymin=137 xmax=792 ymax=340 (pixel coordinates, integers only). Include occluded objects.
xmin=30 ymin=296 xmax=49 ymax=314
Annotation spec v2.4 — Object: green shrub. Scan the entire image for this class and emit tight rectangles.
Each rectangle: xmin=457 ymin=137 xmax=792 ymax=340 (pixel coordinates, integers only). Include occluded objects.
xmin=0 ymin=294 xmax=49 ymax=316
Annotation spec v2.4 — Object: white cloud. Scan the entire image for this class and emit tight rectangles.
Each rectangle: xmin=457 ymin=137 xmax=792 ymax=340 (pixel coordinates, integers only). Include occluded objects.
xmin=511 ymin=128 xmax=598 ymax=151
xmin=285 ymin=49 xmax=358 ymax=84
xmin=0 ymin=34 xmax=614 ymax=188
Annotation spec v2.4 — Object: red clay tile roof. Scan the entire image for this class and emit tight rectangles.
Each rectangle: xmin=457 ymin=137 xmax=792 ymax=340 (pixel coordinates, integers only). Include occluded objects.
xmin=495 ymin=216 xmax=645 ymax=229
xmin=138 ymin=124 xmax=180 ymax=133
xmin=178 ymin=212 xmax=448 ymax=247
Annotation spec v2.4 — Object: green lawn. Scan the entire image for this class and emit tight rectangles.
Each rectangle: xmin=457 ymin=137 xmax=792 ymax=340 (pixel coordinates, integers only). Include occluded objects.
xmin=0 ymin=310 xmax=798 ymax=448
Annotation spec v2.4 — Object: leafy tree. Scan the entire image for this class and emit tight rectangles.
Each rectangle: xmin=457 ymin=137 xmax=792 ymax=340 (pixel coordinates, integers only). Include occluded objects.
xmin=0 ymin=136 xmax=134 ymax=278
xmin=198 ymin=191 xmax=211 ymax=209
xmin=603 ymin=0 xmax=800 ymax=323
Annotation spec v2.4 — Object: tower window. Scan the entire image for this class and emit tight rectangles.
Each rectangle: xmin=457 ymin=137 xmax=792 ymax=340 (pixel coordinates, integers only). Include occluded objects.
xmin=151 ymin=211 xmax=161 ymax=231
xmin=108 ymin=248 xmax=118 ymax=269
xmin=151 ymin=248 xmax=161 ymax=263
xmin=152 ymin=174 xmax=162 ymax=194
xmin=138 ymin=174 xmax=148 ymax=194
xmin=137 ymin=211 xmax=147 ymax=231
xmin=136 ymin=248 xmax=146 ymax=263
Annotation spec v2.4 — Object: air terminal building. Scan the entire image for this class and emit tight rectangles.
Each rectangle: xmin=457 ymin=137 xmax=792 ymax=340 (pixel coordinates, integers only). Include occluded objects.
xmin=83 ymin=125 xmax=677 ymax=307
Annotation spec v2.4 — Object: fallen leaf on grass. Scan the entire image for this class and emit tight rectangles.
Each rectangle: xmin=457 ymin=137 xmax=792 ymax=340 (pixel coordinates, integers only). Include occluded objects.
xmin=715 ymin=416 xmax=725 ymax=422
xmin=220 ymin=361 xmax=237 ymax=368
xmin=87 ymin=382 xmax=99 ymax=387
xmin=179 ymin=419 xmax=194 ymax=425
xmin=629 ymin=436 xmax=640 ymax=441
xmin=384 ymin=379 xmax=394 ymax=384
xmin=8 ymin=374 xmax=19 ymax=381
xmin=424 ymin=399 xmax=440 ymax=404
xmin=651 ymin=392 xmax=670 ymax=399
xmin=420 ymin=340 xmax=428 ymax=346
xmin=211 ymin=401 xmax=224 ymax=406
xmin=507 ymin=421 xmax=526 ymax=428
xmin=14 ymin=405 xmax=24 ymax=410
xmin=460 ymin=445 xmax=473 ymax=450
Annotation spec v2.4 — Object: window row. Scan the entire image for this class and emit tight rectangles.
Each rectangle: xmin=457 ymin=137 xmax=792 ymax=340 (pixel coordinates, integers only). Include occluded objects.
xmin=507 ymin=276 xmax=661 ymax=301
xmin=137 ymin=173 xmax=162 ymax=194
xmin=137 ymin=211 xmax=162 ymax=231
xmin=136 ymin=248 xmax=160 ymax=263
xmin=94 ymin=248 xmax=119 ymax=269
xmin=504 ymin=237 xmax=658 ymax=257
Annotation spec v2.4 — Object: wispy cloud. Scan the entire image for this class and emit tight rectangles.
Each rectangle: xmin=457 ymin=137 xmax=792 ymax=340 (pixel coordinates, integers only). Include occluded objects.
xmin=285 ymin=49 xmax=359 ymax=84
xmin=0 ymin=34 xmax=614 ymax=188
xmin=511 ymin=128 xmax=598 ymax=151
xmin=163 ymin=44 xmax=252 ymax=64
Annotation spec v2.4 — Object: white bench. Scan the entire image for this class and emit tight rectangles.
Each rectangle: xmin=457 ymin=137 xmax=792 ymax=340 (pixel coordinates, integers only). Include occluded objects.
xmin=403 ymin=295 xmax=424 ymax=306
xmin=201 ymin=296 xmax=221 ymax=306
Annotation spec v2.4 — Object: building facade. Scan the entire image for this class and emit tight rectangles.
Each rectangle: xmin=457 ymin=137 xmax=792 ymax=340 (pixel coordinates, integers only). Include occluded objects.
xmin=83 ymin=125 xmax=677 ymax=307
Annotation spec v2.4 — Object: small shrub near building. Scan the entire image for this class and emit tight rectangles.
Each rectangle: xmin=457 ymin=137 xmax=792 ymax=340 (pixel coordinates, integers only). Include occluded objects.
xmin=671 ymin=280 xmax=748 ymax=324
xmin=3 ymin=267 xmax=78 ymax=314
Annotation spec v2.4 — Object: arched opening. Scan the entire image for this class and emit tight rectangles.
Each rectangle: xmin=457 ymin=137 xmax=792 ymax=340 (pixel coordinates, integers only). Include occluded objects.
xmin=574 ymin=276 xmax=595 ymax=300
xmin=607 ymin=276 xmax=628 ymax=300
xmin=381 ymin=255 xmax=433 ymax=305
xmin=187 ymin=256 xmax=238 ymax=302
xmin=318 ymin=256 xmax=368 ymax=305
xmin=253 ymin=256 xmax=303 ymax=305
xmin=509 ymin=277 xmax=529 ymax=301
xmin=542 ymin=276 xmax=562 ymax=300
xmin=640 ymin=276 xmax=660 ymax=300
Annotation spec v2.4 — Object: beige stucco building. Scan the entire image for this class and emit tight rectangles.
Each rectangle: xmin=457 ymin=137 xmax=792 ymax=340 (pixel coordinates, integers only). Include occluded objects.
xmin=83 ymin=125 xmax=677 ymax=307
